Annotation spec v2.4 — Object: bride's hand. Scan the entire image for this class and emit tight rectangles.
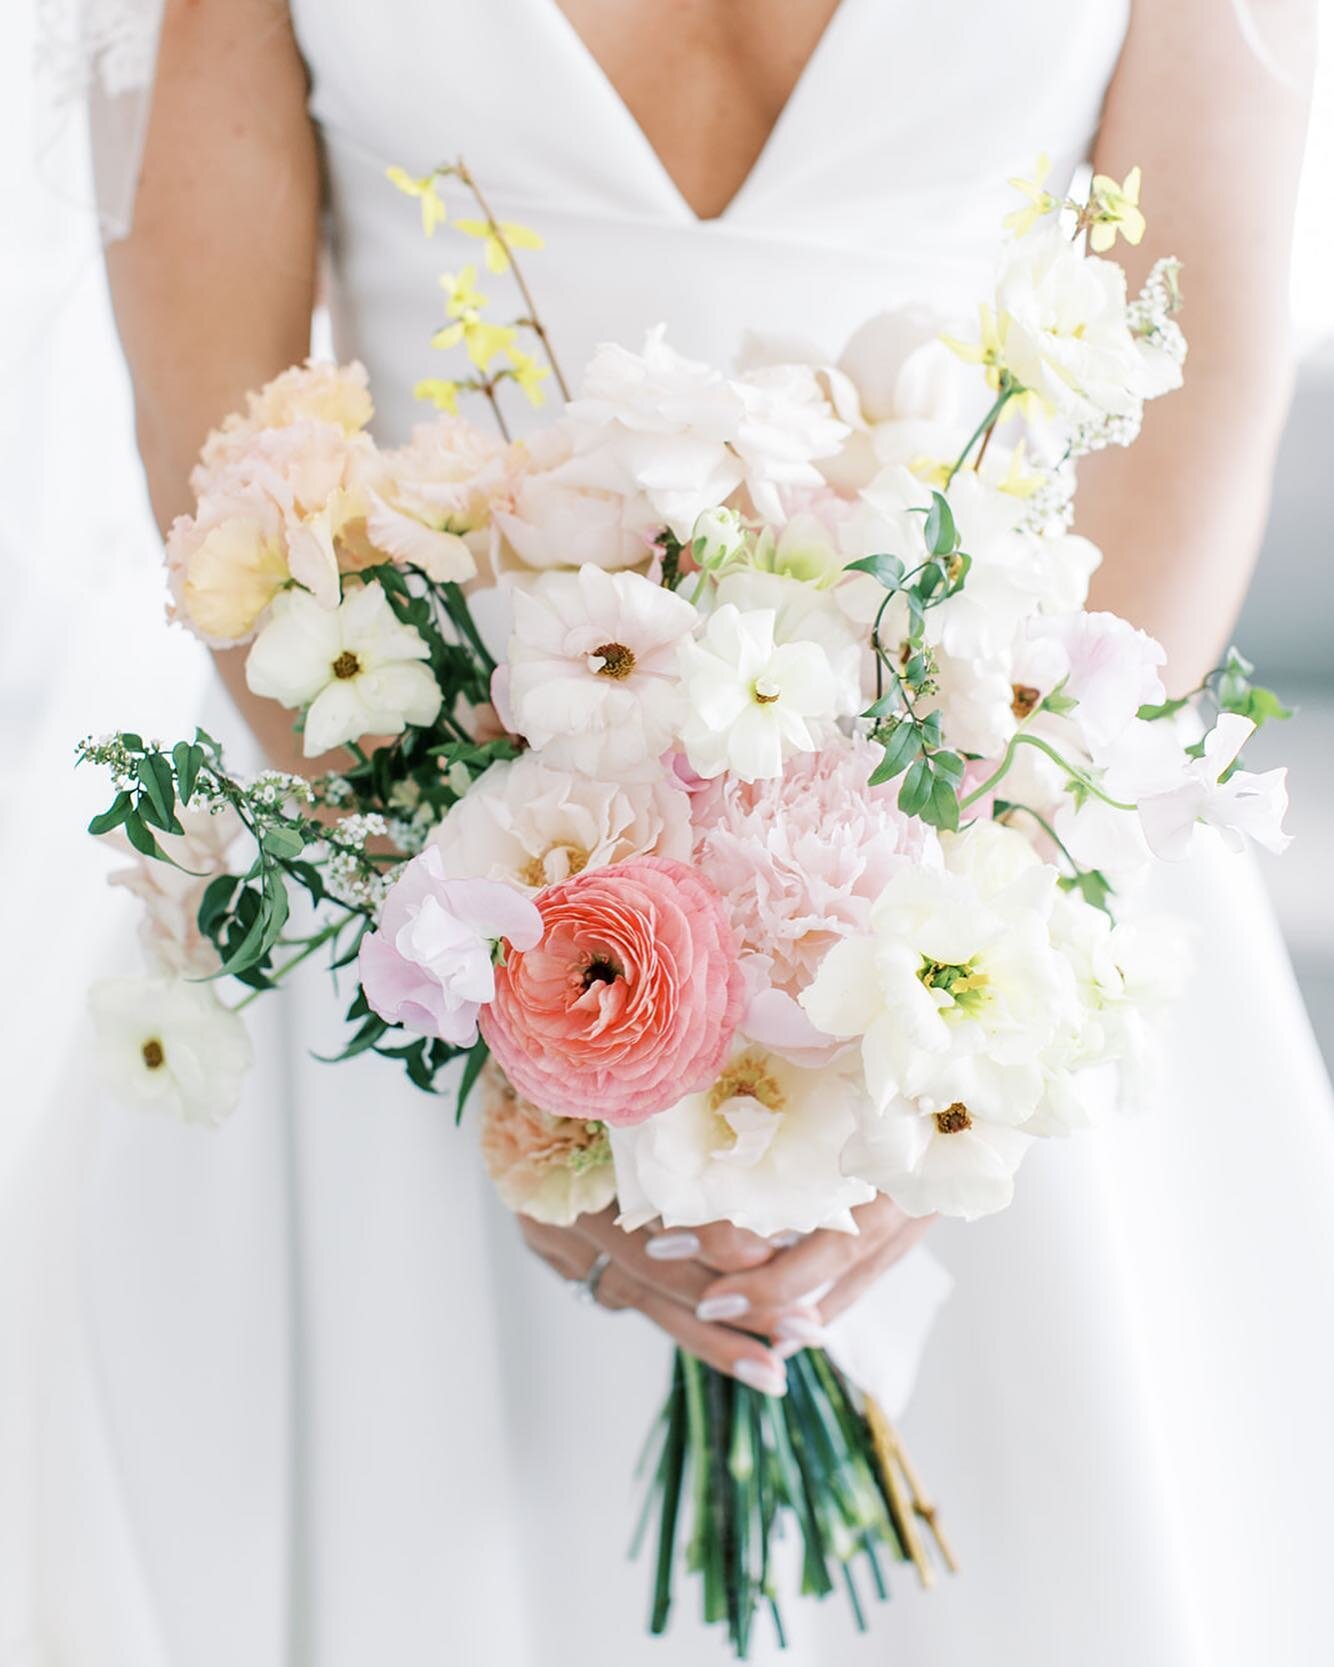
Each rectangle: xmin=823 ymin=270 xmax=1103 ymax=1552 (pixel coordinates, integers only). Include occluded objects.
xmin=519 ymin=1207 xmax=794 ymax=1394
xmin=690 ymin=1197 xmax=933 ymax=1347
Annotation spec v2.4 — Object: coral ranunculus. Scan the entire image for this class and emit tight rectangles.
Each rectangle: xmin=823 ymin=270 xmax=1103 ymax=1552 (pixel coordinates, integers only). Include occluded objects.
xmin=480 ymin=856 xmax=745 ymax=1126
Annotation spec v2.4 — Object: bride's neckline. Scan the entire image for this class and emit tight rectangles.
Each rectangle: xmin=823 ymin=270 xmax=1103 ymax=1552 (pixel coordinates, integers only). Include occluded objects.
xmin=544 ymin=0 xmax=854 ymax=225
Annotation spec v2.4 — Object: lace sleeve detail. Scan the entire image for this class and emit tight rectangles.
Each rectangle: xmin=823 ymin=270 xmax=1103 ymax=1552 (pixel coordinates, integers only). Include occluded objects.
xmin=34 ymin=0 xmax=167 ymax=241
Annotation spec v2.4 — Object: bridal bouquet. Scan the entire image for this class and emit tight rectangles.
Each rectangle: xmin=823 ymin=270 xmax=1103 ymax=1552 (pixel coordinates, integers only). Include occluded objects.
xmin=78 ymin=156 xmax=1291 ymax=1653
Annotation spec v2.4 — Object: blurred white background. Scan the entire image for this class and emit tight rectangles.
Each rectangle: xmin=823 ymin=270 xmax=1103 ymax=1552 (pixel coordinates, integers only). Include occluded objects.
xmin=0 ymin=2 xmax=1330 ymax=1203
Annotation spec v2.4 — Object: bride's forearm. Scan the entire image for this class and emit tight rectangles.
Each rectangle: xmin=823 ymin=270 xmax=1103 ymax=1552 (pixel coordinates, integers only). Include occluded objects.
xmin=105 ymin=0 xmax=322 ymax=775
xmin=1076 ymin=0 xmax=1314 ymax=692
xmin=1076 ymin=355 xmax=1294 ymax=692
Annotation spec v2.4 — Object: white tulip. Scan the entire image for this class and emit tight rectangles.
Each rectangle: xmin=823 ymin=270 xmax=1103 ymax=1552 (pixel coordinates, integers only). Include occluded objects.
xmin=245 ymin=583 xmax=441 ymax=757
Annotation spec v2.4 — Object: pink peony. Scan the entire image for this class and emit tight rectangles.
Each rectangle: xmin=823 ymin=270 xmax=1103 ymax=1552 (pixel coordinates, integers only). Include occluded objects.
xmin=359 ymin=847 xmax=542 ymax=1047
xmin=480 ymin=856 xmax=745 ymax=1126
xmin=690 ymin=736 xmax=938 ymax=1002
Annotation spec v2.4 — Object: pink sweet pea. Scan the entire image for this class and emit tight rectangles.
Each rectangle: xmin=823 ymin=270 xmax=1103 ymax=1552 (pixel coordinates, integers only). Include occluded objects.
xmin=480 ymin=856 xmax=745 ymax=1125
xmin=359 ymin=847 xmax=542 ymax=1047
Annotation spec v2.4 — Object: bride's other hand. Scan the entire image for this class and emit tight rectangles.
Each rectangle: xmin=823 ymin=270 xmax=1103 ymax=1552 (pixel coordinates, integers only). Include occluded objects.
xmin=693 ymin=1197 xmax=934 ymax=1350
xmin=518 ymin=1208 xmax=789 ymax=1394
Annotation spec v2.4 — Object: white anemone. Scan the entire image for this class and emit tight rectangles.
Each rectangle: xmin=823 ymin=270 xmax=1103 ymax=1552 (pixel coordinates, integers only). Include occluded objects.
xmin=90 ymin=976 xmax=253 ymax=1126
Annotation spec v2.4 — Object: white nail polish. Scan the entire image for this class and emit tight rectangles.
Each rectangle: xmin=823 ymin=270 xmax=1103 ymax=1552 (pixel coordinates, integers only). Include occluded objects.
xmin=774 ymin=1313 xmax=826 ymax=1346
xmin=645 ymin=1232 xmax=701 ymax=1262
xmin=768 ymin=1230 xmax=803 ymax=1249
xmin=798 ymin=1279 xmax=835 ymax=1306
xmin=733 ymin=1358 xmax=788 ymax=1396
xmin=696 ymin=1293 xmax=750 ymax=1322
xmin=774 ymin=1339 xmax=804 ymax=1360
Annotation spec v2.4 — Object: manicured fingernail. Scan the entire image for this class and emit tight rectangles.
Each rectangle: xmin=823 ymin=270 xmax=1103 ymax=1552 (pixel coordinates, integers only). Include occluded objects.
xmin=774 ymin=1312 xmax=826 ymax=1346
xmin=733 ymin=1358 xmax=788 ymax=1396
xmin=696 ymin=1293 xmax=750 ymax=1322
xmin=775 ymin=1339 xmax=805 ymax=1360
xmin=646 ymin=1232 xmax=700 ymax=1261
xmin=768 ymin=1230 xmax=802 ymax=1249
xmin=799 ymin=1279 xmax=835 ymax=1306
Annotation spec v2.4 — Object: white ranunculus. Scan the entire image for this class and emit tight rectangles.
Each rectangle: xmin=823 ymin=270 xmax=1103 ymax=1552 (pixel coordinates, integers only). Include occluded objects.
xmin=841 ymin=1094 xmax=1032 ymax=1221
xmin=1138 ymin=713 xmax=1291 ymax=860
xmin=730 ymin=363 xmax=848 ymax=522
xmin=505 ymin=564 xmax=696 ymax=777
xmin=90 ymin=975 xmax=253 ymax=1126
xmin=801 ymin=820 xmax=1081 ymax=1126
xmin=679 ymin=604 xmax=839 ymax=783
xmin=428 ymin=752 xmax=692 ymax=891
xmin=566 ymin=327 xmax=744 ymax=537
xmin=611 ymin=1047 xmax=876 ymax=1237
xmin=495 ymin=421 xmax=660 ymax=574
xmin=996 ymin=229 xmax=1148 ymax=421
xmin=245 ymin=582 xmax=442 ymax=756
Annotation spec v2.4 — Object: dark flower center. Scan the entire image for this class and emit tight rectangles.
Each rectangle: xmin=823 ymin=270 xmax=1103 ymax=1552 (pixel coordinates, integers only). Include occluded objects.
xmin=934 ymin=1102 xmax=973 ymax=1135
xmin=332 ymin=651 xmax=361 ymax=680
xmin=582 ymin=956 xmax=622 ymax=989
xmin=593 ymin=642 xmax=636 ymax=679
xmin=1011 ymin=683 xmax=1040 ymax=718
xmin=142 ymin=1038 xmax=166 ymax=1070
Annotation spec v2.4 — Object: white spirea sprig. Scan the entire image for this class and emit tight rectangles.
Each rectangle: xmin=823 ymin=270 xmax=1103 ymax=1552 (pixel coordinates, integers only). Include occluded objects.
xmin=322 ymin=812 xmax=393 ymax=911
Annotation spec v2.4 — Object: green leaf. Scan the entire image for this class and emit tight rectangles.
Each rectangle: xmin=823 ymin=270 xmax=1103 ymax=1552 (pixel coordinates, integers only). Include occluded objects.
xmin=897 ymin=756 xmax=932 ymax=819
xmin=1042 ymin=689 xmax=1079 ymax=717
xmin=842 ymin=553 xmax=905 ymax=590
xmin=931 ymin=749 xmax=966 ymax=787
xmin=137 ymin=795 xmax=185 ymax=837
xmin=455 ymin=1037 xmax=490 ymax=1123
xmin=173 ymin=740 xmax=202 ymax=804
xmin=1136 ymin=695 xmax=1190 ymax=722
xmin=860 ymin=691 xmax=901 ymax=721
xmin=87 ymin=791 xmax=133 ymax=838
xmin=868 ymin=722 xmax=920 ymax=786
xmin=1059 ymin=868 xmax=1114 ymax=914
xmin=137 ymin=753 xmax=176 ymax=828
xmin=924 ymin=492 xmax=957 ymax=558
xmin=198 ymin=873 xmax=240 ymax=936
xmin=261 ymin=825 xmax=307 ymax=860
xmin=922 ymin=774 xmax=960 ymax=832
xmin=119 ymin=732 xmax=144 ymax=752
xmin=1225 ymin=685 xmax=1293 ymax=727
xmin=122 ymin=811 xmax=164 ymax=861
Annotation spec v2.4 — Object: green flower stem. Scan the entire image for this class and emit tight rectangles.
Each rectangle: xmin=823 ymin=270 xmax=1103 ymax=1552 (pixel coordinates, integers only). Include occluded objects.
xmin=960 ymin=730 xmax=1137 ymax=813
xmin=231 ymin=917 xmax=347 ymax=1011
xmin=438 ymin=581 xmax=498 ymax=677
xmin=944 ymin=372 xmax=1019 ymax=486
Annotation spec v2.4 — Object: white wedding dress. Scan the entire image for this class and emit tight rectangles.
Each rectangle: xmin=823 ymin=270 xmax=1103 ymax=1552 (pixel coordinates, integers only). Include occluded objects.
xmin=9 ymin=1 xmax=1334 ymax=1664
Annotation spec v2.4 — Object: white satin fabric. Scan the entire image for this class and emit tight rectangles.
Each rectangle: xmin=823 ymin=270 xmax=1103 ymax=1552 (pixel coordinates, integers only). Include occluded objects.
xmin=8 ymin=1 xmax=1334 ymax=1663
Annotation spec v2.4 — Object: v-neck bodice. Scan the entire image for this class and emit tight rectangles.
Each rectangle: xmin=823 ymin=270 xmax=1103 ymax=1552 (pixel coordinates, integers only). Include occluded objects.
xmin=291 ymin=0 xmax=1129 ymax=440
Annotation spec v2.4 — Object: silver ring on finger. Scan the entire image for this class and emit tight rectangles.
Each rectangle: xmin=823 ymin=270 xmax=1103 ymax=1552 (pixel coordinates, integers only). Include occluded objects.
xmin=575 ymin=1249 xmax=612 ymax=1307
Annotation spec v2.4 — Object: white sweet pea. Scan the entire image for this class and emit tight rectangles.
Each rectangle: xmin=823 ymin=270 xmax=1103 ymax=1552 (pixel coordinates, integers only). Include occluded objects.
xmin=91 ymin=976 xmax=253 ymax=1126
xmin=996 ymin=229 xmax=1148 ymax=420
xmin=428 ymin=751 xmax=692 ymax=892
xmin=841 ymin=1094 xmax=1032 ymax=1221
xmin=505 ymin=565 xmax=696 ymax=777
xmin=1031 ymin=610 xmax=1167 ymax=752
xmin=679 ymin=604 xmax=839 ymax=782
xmin=245 ymin=583 xmax=442 ymax=756
xmin=1138 ymin=713 xmax=1291 ymax=860
xmin=611 ymin=1047 xmax=875 ymax=1237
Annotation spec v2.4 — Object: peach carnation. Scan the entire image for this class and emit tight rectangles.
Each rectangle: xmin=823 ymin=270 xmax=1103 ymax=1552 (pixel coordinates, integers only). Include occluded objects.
xmin=480 ymin=856 xmax=745 ymax=1126
xmin=478 ymin=1062 xmax=615 ymax=1225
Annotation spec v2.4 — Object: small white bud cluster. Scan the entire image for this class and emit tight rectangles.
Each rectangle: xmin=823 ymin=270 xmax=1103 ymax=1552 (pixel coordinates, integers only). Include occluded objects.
xmin=1067 ymin=408 xmax=1142 ymax=460
xmin=1021 ymin=467 xmax=1077 ymax=536
xmin=245 ymin=771 xmax=316 ymax=810
xmin=322 ymin=812 xmax=392 ymax=911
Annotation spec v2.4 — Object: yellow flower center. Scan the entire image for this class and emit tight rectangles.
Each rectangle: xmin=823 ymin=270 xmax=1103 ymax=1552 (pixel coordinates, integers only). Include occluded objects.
xmin=751 ymin=679 xmax=781 ymax=706
xmin=919 ymin=956 xmax=991 ymax=1017
xmin=331 ymin=650 xmax=361 ymax=680
xmin=593 ymin=642 xmax=636 ymax=679
xmin=934 ymin=1102 xmax=973 ymax=1135
xmin=142 ymin=1038 xmax=165 ymax=1070
xmin=520 ymin=843 xmax=591 ymax=890
xmin=708 ymin=1052 xmax=787 ymax=1116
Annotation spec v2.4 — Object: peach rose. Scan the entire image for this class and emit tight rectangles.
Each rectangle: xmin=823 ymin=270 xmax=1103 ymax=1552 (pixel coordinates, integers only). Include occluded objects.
xmin=480 ymin=856 xmax=745 ymax=1126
